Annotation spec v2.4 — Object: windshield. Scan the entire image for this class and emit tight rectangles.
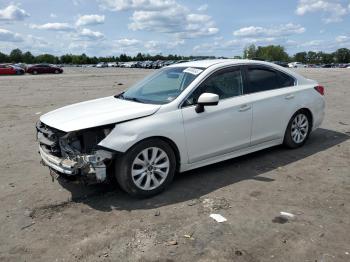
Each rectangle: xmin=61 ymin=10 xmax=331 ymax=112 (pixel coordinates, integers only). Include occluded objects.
xmin=118 ymin=67 xmax=204 ymax=104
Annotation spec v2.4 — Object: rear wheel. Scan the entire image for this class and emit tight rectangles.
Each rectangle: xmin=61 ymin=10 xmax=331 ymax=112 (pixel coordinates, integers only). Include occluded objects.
xmin=33 ymin=70 xmax=38 ymax=75
xmin=283 ymin=111 xmax=311 ymax=148
xmin=115 ymin=139 xmax=176 ymax=198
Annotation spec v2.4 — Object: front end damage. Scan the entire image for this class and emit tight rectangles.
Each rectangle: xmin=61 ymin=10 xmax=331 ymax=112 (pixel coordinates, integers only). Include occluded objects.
xmin=36 ymin=121 xmax=115 ymax=183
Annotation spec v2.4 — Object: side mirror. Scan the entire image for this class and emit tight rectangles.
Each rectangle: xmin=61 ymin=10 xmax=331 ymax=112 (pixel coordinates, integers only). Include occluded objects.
xmin=195 ymin=93 xmax=219 ymax=113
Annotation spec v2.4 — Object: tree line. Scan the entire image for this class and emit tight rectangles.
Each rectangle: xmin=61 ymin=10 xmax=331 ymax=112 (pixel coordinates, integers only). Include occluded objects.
xmin=243 ymin=44 xmax=350 ymax=64
xmin=0 ymin=48 xmax=214 ymax=64
xmin=1 ymin=46 xmax=350 ymax=65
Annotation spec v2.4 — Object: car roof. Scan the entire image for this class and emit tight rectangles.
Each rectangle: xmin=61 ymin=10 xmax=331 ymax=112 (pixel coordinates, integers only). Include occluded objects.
xmin=168 ymin=59 xmax=283 ymax=69
xmin=168 ymin=59 xmax=310 ymax=84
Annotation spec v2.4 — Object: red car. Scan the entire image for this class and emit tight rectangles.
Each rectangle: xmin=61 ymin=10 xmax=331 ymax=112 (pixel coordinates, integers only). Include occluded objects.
xmin=27 ymin=64 xmax=63 ymax=74
xmin=0 ymin=65 xmax=25 ymax=75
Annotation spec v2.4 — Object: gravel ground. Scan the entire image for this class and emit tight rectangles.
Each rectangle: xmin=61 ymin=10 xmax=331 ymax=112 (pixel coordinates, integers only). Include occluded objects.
xmin=0 ymin=67 xmax=349 ymax=262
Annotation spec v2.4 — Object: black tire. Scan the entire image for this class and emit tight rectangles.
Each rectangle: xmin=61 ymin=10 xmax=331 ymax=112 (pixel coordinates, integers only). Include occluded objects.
xmin=115 ymin=139 xmax=176 ymax=198
xmin=283 ymin=110 xmax=311 ymax=148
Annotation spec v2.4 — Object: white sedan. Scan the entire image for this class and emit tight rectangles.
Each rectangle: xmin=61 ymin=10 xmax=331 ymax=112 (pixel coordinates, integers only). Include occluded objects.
xmin=36 ymin=59 xmax=325 ymax=197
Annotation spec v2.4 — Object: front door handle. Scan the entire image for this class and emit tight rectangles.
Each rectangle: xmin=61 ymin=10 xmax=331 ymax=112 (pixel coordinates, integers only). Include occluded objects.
xmin=285 ymin=94 xmax=295 ymax=100
xmin=239 ymin=104 xmax=251 ymax=112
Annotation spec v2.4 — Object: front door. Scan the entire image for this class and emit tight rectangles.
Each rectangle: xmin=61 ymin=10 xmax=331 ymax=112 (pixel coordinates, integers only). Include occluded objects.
xmin=181 ymin=66 xmax=253 ymax=163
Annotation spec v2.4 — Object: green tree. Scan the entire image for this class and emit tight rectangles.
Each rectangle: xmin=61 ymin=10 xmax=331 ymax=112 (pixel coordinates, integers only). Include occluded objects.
xmin=0 ymin=52 xmax=8 ymax=63
xmin=60 ymin=54 xmax=73 ymax=64
xmin=294 ymin=52 xmax=307 ymax=63
xmin=23 ymin=51 xmax=35 ymax=64
xmin=255 ymin=45 xmax=289 ymax=61
xmin=334 ymin=48 xmax=350 ymax=63
xmin=35 ymin=54 xmax=57 ymax=64
xmin=306 ymin=51 xmax=317 ymax=64
xmin=135 ymin=52 xmax=145 ymax=61
xmin=243 ymin=44 xmax=257 ymax=59
xmin=9 ymin=48 xmax=23 ymax=62
xmin=318 ymin=52 xmax=334 ymax=64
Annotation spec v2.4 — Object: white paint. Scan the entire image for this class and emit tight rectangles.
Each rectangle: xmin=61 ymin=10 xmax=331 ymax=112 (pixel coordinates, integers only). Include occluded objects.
xmin=39 ymin=59 xmax=325 ymax=175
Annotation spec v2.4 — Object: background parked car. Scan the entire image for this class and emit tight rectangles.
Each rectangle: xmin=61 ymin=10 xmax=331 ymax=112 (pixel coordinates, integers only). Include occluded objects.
xmin=27 ymin=64 xmax=63 ymax=74
xmin=288 ymin=62 xmax=307 ymax=68
xmin=107 ymin=62 xmax=118 ymax=67
xmin=0 ymin=64 xmax=25 ymax=75
xmin=96 ymin=62 xmax=108 ymax=68
xmin=13 ymin=63 xmax=27 ymax=71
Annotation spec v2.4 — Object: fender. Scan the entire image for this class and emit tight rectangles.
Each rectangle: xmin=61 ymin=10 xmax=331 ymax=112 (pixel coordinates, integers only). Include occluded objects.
xmin=98 ymin=109 xmax=189 ymax=165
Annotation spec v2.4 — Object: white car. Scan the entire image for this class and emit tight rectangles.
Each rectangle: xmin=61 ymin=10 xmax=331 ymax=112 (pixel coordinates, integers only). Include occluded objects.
xmin=36 ymin=59 xmax=325 ymax=197
xmin=288 ymin=62 xmax=307 ymax=68
xmin=96 ymin=62 xmax=108 ymax=68
xmin=107 ymin=62 xmax=118 ymax=67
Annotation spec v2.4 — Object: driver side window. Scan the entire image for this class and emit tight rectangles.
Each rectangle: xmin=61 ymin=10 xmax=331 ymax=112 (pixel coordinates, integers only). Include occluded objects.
xmin=183 ymin=67 xmax=243 ymax=107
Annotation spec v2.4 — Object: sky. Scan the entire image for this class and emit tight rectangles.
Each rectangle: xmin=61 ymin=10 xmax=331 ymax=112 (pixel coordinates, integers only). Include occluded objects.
xmin=0 ymin=0 xmax=350 ymax=57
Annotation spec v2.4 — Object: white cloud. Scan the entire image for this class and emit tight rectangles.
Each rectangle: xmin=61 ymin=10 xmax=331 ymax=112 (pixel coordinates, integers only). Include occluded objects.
xmin=296 ymin=0 xmax=349 ymax=23
xmin=99 ymin=0 xmax=175 ymax=11
xmin=78 ymin=28 xmax=104 ymax=40
xmin=193 ymin=37 xmax=289 ymax=54
xmin=300 ymin=40 xmax=324 ymax=47
xmin=26 ymin=35 xmax=49 ymax=47
xmin=0 ymin=4 xmax=29 ymax=21
xmin=144 ymin=40 xmax=160 ymax=51
xmin=129 ymin=9 xmax=218 ymax=38
xmin=101 ymin=0 xmax=218 ymax=39
xmin=0 ymin=28 xmax=23 ymax=42
xmin=30 ymin=23 xmax=75 ymax=31
xmin=76 ymin=14 xmax=105 ymax=26
xmin=336 ymin=35 xmax=350 ymax=42
xmin=114 ymin=38 xmax=141 ymax=46
xmin=142 ymin=39 xmax=185 ymax=52
xmin=197 ymin=4 xmax=208 ymax=12
xmin=233 ymin=23 xmax=305 ymax=37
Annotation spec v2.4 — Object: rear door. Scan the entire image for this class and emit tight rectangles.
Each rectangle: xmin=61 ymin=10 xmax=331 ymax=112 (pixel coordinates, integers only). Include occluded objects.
xmin=244 ymin=65 xmax=298 ymax=145
xmin=42 ymin=65 xmax=49 ymax=73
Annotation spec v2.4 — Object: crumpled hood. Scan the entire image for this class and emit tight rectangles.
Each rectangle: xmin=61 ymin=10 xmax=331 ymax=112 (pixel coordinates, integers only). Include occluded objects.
xmin=40 ymin=96 xmax=160 ymax=132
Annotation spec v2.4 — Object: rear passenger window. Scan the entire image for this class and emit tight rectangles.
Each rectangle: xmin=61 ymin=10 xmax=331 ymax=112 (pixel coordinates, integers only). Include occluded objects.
xmin=247 ymin=67 xmax=279 ymax=93
xmin=278 ymin=72 xmax=295 ymax=87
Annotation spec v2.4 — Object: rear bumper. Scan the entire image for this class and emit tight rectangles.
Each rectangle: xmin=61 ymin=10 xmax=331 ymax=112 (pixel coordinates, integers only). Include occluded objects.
xmin=312 ymin=98 xmax=326 ymax=131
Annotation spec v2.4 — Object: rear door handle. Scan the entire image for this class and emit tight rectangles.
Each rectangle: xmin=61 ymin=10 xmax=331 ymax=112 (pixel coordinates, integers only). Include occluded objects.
xmin=285 ymin=94 xmax=295 ymax=100
xmin=239 ymin=104 xmax=251 ymax=112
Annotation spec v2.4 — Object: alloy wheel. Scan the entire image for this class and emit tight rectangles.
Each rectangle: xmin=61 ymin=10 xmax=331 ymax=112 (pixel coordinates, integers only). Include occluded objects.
xmin=131 ymin=147 xmax=170 ymax=191
xmin=291 ymin=113 xmax=309 ymax=144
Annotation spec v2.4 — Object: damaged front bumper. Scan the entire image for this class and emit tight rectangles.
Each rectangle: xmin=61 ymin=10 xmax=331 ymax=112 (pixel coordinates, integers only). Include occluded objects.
xmin=36 ymin=121 xmax=115 ymax=183
xmin=39 ymin=144 xmax=113 ymax=182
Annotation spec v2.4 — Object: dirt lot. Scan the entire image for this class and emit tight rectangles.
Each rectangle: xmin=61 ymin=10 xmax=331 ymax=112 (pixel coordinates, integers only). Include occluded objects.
xmin=0 ymin=67 xmax=349 ymax=262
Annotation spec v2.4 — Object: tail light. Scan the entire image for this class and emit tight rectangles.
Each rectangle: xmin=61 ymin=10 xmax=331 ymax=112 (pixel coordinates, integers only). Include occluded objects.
xmin=314 ymin=85 xmax=325 ymax=96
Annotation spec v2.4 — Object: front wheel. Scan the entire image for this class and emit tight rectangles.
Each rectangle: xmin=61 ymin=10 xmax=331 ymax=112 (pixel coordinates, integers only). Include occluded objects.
xmin=115 ymin=139 xmax=176 ymax=198
xmin=283 ymin=111 xmax=311 ymax=148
